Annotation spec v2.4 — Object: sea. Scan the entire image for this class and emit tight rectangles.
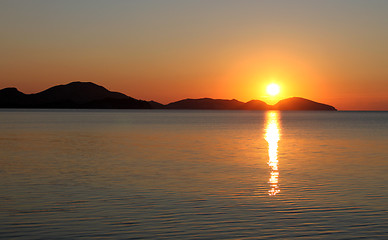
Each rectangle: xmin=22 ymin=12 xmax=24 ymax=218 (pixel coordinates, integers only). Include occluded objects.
xmin=1 ymin=109 xmax=387 ymax=239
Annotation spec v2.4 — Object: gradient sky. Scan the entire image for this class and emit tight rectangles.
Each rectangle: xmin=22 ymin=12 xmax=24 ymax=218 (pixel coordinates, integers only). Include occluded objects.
xmin=1 ymin=0 xmax=387 ymax=110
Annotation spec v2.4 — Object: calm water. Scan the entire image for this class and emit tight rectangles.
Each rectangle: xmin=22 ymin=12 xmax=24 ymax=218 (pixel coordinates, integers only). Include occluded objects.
xmin=1 ymin=110 xmax=387 ymax=239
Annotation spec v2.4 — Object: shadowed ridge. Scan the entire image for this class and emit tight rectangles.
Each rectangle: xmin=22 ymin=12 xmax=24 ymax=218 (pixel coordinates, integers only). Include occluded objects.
xmin=274 ymin=97 xmax=337 ymax=111
xmin=31 ymin=81 xmax=129 ymax=105
xmin=166 ymin=98 xmax=245 ymax=109
xmin=0 ymin=82 xmax=338 ymax=110
xmin=148 ymin=100 xmax=165 ymax=109
xmin=244 ymin=100 xmax=270 ymax=110
xmin=83 ymin=98 xmax=151 ymax=109
xmin=0 ymin=87 xmax=25 ymax=96
xmin=0 ymin=87 xmax=28 ymax=107
xmin=0 ymin=82 xmax=152 ymax=109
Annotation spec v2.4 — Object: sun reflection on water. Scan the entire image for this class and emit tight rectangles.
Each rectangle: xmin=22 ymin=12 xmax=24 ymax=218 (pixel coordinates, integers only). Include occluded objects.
xmin=265 ymin=111 xmax=280 ymax=196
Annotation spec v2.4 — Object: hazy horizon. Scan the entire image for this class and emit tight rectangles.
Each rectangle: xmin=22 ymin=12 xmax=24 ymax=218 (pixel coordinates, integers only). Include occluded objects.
xmin=0 ymin=80 xmax=384 ymax=111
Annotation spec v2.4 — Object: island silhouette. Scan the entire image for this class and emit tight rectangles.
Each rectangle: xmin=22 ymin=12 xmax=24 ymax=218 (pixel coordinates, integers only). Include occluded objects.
xmin=0 ymin=81 xmax=337 ymax=111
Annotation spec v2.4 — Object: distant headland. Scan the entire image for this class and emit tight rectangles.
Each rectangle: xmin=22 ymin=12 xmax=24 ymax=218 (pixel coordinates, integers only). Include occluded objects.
xmin=0 ymin=82 xmax=337 ymax=111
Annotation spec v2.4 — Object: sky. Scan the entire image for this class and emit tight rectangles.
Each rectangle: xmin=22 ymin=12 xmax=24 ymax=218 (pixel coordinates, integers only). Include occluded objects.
xmin=1 ymin=0 xmax=387 ymax=110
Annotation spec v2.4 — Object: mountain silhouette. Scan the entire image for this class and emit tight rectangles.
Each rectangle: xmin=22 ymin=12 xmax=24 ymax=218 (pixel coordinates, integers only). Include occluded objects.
xmin=31 ymin=81 xmax=128 ymax=104
xmin=273 ymin=97 xmax=337 ymax=111
xmin=166 ymin=98 xmax=271 ymax=110
xmin=148 ymin=100 xmax=166 ymax=109
xmin=0 ymin=82 xmax=151 ymax=109
xmin=0 ymin=82 xmax=337 ymax=110
xmin=244 ymin=100 xmax=271 ymax=110
xmin=166 ymin=98 xmax=246 ymax=110
xmin=0 ymin=87 xmax=28 ymax=107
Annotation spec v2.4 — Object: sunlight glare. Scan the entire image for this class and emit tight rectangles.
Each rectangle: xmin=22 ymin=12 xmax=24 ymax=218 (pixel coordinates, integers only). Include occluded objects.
xmin=266 ymin=83 xmax=280 ymax=96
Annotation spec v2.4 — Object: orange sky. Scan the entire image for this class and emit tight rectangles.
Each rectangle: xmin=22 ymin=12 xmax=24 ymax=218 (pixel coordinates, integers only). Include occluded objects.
xmin=1 ymin=1 xmax=387 ymax=110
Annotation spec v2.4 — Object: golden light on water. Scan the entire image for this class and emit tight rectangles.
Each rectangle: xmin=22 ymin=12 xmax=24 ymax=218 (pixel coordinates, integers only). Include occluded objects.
xmin=265 ymin=111 xmax=280 ymax=196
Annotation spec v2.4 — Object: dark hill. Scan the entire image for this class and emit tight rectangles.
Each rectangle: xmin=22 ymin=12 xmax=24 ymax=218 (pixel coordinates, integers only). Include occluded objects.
xmin=83 ymin=98 xmax=151 ymax=109
xmin=0 ymin=82 xmax=151 ymax=109
xmin=30 ymin=81 xmax=129 ymax=105
xmin=0 ymin=82 xmax=337 ymax=110
xmin=148 ymin=100 xmax=166 ymax=109
xmin=0 ymin=87 xmax=28 ymax=107
xmin=166 ymin=98 xmax=245 ymax=110
xmin=273 ymin=97 xmax=337 ymax=111
xmin=243 ymin=100 xmax=270 ymax=110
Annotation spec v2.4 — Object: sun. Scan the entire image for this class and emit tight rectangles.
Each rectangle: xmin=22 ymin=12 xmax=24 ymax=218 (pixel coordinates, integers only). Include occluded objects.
xmin=266 ymin=83 xmax=280 ymax=96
